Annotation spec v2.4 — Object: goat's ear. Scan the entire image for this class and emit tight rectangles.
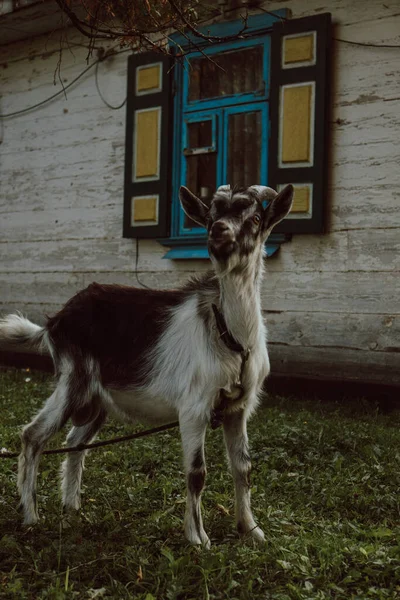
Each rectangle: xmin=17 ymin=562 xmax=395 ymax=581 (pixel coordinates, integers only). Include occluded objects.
xmin=262 ymin=184 xmax=294 ymax=233
xmin=179 ymin=186 xmax=208 ymax=228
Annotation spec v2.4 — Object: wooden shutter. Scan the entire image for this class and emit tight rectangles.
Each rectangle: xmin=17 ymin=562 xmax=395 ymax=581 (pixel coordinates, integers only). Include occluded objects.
xmin=268 ymin=13 xmax=331 ymax=233
xmin=123 ymin=52 xmax=172 ymax=238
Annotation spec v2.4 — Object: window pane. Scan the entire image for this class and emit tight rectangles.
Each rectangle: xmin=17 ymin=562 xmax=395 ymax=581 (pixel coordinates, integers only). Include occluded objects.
xmin=227 ymin=111 xmax=261 ymax=188
xmin=189 ymin=46 xmax=263 ymax=102
xmin=188 ymin=120 xmax=212 ymax=148
xmin=185 ymin=154 xmax=216 ymax=228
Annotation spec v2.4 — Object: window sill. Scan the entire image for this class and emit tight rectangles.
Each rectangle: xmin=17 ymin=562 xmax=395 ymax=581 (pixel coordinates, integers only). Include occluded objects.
xmin=157 ymin=234 xmax=291 ymax=260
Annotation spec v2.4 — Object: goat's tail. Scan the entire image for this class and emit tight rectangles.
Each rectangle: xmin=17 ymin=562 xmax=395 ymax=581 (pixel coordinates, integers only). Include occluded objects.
xmin=0 ymin=313 xmax=49 ymax=355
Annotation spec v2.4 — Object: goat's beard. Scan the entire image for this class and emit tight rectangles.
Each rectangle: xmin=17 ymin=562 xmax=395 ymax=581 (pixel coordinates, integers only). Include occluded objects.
xmin=209 ymin=245 xmax=247 ymax=278
xmin=208 ymin=239 xmax=237 ymax=262
xmin=211 ymin=241 xmax=265 ymax=280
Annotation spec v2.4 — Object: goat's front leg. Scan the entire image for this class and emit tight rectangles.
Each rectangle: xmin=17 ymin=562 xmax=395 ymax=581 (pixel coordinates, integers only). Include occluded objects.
xmin=179 ymin=415 xmax=210 ymax=548
xmin=223 ymin=409 xmax=265 ymax=543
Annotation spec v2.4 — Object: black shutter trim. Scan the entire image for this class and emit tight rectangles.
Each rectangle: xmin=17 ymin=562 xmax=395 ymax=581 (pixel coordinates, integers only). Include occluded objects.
xmin=269 ymin=13 xmax=332 ymax=234
xmin=123 ymin=52 xmax=172 ymax=239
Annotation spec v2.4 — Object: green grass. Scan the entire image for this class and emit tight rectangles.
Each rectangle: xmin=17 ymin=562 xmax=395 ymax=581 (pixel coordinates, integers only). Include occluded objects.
xmin=0 ymin=368 xmax=399 ymax=600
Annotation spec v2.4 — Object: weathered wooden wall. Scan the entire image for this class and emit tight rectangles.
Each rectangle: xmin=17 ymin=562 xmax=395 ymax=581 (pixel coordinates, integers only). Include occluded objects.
xmin=0 ymin=0 xmax=399 ymax=385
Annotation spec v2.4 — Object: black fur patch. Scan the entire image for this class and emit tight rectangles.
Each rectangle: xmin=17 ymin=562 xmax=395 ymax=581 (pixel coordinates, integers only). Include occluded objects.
xmin=237 ymin=521 xmax=246 ymax=534
xmin=188 ymin=469 xmax=206 ymax=496
xmin=46 ymin=283 xmax=186 ymax=388
xmin=67 ymin=409 xmax=106 ymax=446
xmin=192 ymin=448 xmax=204 ymax=471
xmin=46 ymin=276 xmax=220 ymax=390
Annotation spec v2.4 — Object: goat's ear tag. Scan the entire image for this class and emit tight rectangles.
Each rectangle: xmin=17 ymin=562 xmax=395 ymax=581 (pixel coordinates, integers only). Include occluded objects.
xmin=179 ymin=186 xmax=208 ymax=228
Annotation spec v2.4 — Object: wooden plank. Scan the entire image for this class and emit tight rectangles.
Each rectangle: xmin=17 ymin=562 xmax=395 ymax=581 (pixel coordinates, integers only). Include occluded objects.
xmin=1 ymin=267 xmax=398 ymax=323
xmin=0 ymin=238 xmax=209 ymax=273
xmin=267 ymin=228 xmax=400 ymax=273
xmin=1 ymin=272 xmax=86 ymax=306
xmin=269 ymin=344 xmax=400 ymax=387
xmin=2 ymin=228 xmax=398 ymax=275
xmin=0 ymin=304 xmax=61 ymax=326
xmin=0 ymin=270 xmax=198 ymax=307
xmin=0 ymin=205 xmax=121 ymax=242
xmin=261 ymin=271 xmax=399 ymax=314
xmin=265 ymin=311 xmax=400 ymax=353
xmin=0 ymin=115 xmax=125 ymax=157
xmin=329 ymin=185 xmax=400 ymax=232
xmin=348 ymin=228 xmax=400 ymax=271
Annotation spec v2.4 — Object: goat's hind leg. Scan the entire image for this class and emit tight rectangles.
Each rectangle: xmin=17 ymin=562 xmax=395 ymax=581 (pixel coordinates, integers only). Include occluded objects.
xmin=61 ymin=408 xmax=106 ymax=512
xmin=18 ymin=387 xmax=70 ymax=525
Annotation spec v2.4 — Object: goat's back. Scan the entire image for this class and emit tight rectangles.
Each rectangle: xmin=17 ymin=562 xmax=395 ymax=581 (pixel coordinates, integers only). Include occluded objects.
xmin=46 ymin=283 xmax=185 ymax=387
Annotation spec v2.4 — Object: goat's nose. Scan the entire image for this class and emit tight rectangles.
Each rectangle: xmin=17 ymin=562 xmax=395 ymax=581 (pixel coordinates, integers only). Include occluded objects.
xmin=211 ymin=221 xmax=229 ymax=238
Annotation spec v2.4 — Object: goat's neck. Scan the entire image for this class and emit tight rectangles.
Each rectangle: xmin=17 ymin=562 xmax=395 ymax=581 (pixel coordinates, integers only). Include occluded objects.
xmin=216 ymin=255 xmax=264 ymax=349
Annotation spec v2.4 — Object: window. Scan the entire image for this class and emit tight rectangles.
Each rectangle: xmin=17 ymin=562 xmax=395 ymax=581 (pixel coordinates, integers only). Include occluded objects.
xmin=175 ymin=37 xmax=270 ymax=239
xmin=123 ymin=12 xmax=331 ymax=258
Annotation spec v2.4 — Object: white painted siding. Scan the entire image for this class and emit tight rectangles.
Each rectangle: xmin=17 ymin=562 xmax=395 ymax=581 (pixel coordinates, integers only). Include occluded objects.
xmin=0 ymin=0 xmax=399 ymax=385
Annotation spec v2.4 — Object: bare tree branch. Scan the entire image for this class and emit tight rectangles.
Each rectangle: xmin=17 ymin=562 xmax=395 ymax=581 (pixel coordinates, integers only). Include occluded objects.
xmin=53 ymin=0 xmax=251 ymax=56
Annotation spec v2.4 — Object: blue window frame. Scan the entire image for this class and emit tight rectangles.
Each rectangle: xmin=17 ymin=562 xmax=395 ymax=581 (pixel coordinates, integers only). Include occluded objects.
xmin=124 ymin=10 xmax=331 ymax=249
xmin=164 ymin=12 xmax=287 ymax=258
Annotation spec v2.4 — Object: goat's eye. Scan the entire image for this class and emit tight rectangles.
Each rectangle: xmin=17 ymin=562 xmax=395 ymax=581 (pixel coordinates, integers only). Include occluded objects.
xmin=253 ymin=214 xmax=261 ymax=225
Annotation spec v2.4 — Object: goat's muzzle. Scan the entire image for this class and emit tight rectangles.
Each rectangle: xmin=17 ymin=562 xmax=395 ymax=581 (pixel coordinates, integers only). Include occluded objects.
xmin=209 ymin=221 xmax=236 ymax=258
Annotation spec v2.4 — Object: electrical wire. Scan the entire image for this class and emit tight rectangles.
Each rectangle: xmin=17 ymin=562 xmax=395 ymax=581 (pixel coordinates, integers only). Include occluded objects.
xmin=135 ymin=237 xmax=152 ymax=290
xmin=0 ymin=61 xmax=97 ymax=118
xmin=0 ymin=47 xmax=131 ymax=119
xmin=94 ymin=59 xmax=126 ymax=110
xmin=334 ymin=38 xmax=400 ymax=48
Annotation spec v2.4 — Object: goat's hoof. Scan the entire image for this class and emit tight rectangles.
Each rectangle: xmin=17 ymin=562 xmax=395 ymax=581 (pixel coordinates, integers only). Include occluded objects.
xmin=22 ymin=511 xmax=39 ymax=526
xmin=238 ymin=522 xmax=265 ymax=544
xmin=249 ymin=525 xmax=265 ymax=544
xmin=61 ymin=504 xmax=80 ymax=528
xmin=62 ymin=500 xmax=80 ymax=513
xmin=185 ymin=527 xmax=211 ymax=549
xmin=61 ymin=514 xmax=73 ymax=529
xmin=186 ymin=534 xmax=211 ymax=549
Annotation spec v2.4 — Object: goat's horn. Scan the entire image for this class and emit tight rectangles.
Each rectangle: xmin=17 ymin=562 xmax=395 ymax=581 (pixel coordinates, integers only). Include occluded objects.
xmin=216 ymin=185 xmax=231 ymax=193
xmin=249 ymin=185 xmax=278 ymax=201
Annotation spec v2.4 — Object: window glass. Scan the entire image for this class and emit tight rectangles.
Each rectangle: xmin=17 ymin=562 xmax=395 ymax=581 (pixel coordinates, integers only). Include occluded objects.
xmin=185 ymin=154 xmax=216 ymax=228
xmin=187 ymin=120 xmax=212 ymax=148
xmin=227 ymin=111 xmax=262 ymax=188
xmin=189 ymin=46 xmax=263 ymax=101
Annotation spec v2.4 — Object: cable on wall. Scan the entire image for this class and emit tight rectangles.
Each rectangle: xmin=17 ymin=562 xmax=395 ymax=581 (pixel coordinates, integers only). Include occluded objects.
xmin=334 ymin=38 xmax=400 ymax=48
xmin=0 ymin=48 xmax=130 ymax=119
xmin=0 ymin=61 xmax=97 ymax=118
xmin=134 ymin=238 xmax=152 ymax=290
xmin=95 ymin=59 xmax=127 ymax=110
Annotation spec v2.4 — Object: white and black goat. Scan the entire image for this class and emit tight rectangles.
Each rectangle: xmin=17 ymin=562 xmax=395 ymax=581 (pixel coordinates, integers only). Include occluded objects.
xmin=0 ymin=183 xmax=293 ymax=547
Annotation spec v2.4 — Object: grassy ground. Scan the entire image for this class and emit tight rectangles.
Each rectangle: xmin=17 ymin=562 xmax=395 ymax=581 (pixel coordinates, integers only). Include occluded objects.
xmin=0 ymin=368 xmax=399 ymax=600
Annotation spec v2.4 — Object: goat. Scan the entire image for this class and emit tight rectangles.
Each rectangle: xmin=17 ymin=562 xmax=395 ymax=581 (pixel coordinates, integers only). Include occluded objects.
xmin=0 ymin=183 xmax=293 ymax=547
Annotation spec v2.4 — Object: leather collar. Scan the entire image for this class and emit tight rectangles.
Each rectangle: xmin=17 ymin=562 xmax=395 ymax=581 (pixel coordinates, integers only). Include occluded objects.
xmin=211 ymin=303 xmax=245 ymax=353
